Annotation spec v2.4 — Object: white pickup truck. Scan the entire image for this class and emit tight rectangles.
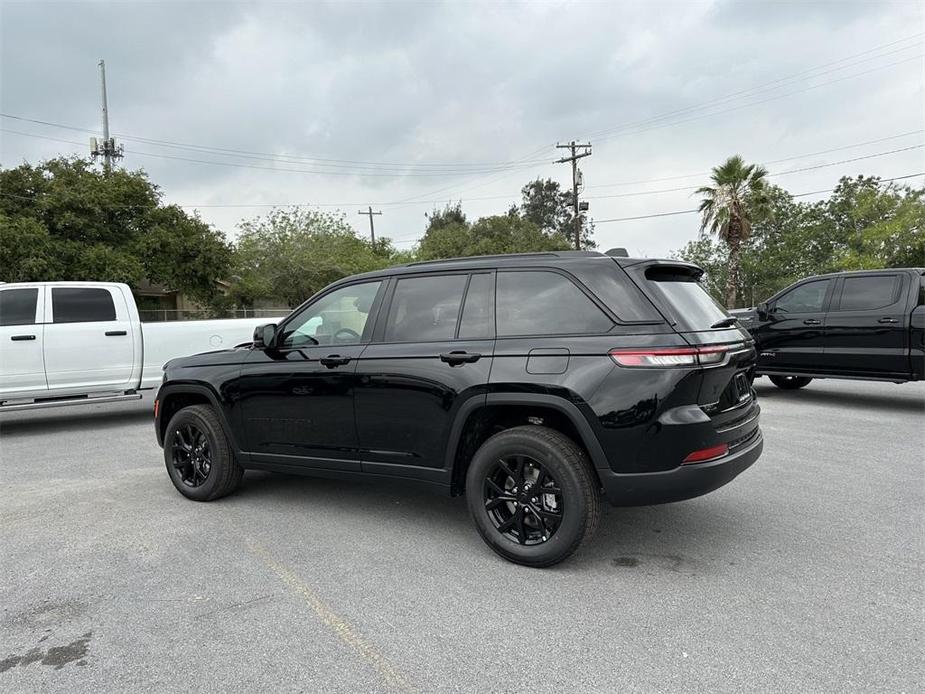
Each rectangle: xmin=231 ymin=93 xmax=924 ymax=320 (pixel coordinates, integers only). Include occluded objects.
xmin=0 ymin=282 xmax=282 ymax=412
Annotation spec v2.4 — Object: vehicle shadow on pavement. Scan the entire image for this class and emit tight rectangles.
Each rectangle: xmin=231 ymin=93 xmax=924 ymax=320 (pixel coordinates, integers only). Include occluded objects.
xmin=0 ymin=408 xmax=152 ymax=438
xmin=753 ymin=384 xmax=924 ymax=413
xmin=235 ymin=470 xmax=748 ymax=571
xmin=583 ymin=500 xmax=751 ymax=572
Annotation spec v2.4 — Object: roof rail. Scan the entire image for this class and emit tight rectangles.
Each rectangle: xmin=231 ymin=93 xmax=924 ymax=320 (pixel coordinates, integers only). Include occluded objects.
xmin=406 ymin=250 xmax=604 ymax=266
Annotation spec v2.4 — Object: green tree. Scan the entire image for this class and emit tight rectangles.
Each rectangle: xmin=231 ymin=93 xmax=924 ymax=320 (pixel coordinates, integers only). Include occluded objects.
xmin=230 ymin=208 xmax=396 ymax=307
xmin=417 ymin=213 xmax=570 ymax=260
xmin=0 ymin=157 xmax=232 ymax=304
xmin=519 ymin=178 xmax=595 ymax=249
xmin=678 ymin=176 xmax=924 ymax=306
xmin=811 ymin=176 xmax=924 ymax=269
xmin=424 ymin=202 xmax=467 ymax=233
xmin=696 ymin=155 xmax=771 ymax=308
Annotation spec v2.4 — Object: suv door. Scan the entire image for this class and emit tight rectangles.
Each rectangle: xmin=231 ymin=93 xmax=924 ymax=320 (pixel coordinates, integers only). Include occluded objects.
xmin=0 ymin=286 xmax=46 ymax=398
xmin=44 ymin=286 xmax=135 ymax=391
xmin=238 ymin=280 xmax=384 ymax=469
xmin=755 ymin=277 xmax=834 ymax=373
xmin=824 ymin=273 xmax=910 ymax=377
xmin=353 ymin=272 xmax=495 ymax=478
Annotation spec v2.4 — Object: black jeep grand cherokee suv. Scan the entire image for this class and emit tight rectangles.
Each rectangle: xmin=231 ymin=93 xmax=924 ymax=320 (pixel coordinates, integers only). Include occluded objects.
xmin=155 ymin=251 xmax=762 ymax=567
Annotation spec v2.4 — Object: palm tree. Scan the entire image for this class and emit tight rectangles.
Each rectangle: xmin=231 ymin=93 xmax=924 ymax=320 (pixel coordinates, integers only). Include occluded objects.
xmin=696 ymin=155 xmax=770 ymax=308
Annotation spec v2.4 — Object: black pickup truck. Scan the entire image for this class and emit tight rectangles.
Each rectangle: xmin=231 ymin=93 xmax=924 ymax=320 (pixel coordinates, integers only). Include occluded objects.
xmin=731 ymin=268 xmax=925 ymax=389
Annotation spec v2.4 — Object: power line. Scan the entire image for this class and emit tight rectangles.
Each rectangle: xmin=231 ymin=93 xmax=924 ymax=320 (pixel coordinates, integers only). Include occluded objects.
xmin=585 ymin=129 xmax=925 ymax=189
xmin=592 ymin=172 xmax=924 ymax=225
xmin=4 ymin=126 xmax=921 ymax=208
xmin=593 ymin=53 xmax=924 ymax=143
xmin=0 ymin=112 xmax=549 ymax=171
xmin=585 ymin=33 xmax=923 ymax=140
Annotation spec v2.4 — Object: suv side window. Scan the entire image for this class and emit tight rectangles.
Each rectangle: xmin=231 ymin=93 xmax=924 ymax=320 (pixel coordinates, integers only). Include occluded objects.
xmin=497 ymin=270 xmax=613 ymax=336
xmin=51 ymin=287 xmax=116 ymax=323
xmin=280 ymin=280 xmax=382 ymax=348
xmin=385 ymin=274 xmax=467 ymax=342
xmin=0 ymin=288 xmax=38 ymax=326
xmin=773 ymin=279 xmax=831 ymax=314
xmin=836 ymin=275 xmax=900 ymax=311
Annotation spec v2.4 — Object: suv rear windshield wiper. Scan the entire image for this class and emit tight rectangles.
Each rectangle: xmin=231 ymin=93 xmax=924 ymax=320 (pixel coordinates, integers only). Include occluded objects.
xmin=710 ymin=317 xmax=739 ymax=329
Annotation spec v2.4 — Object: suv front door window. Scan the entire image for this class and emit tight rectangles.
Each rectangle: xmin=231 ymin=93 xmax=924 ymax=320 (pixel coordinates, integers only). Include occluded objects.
xmin=280 ymin=281 xmax=382 ymax=348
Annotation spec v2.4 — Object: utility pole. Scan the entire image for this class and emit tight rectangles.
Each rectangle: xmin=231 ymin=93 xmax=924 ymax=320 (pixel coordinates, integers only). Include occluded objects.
xmin=90 ymin=59 xmax=123 ymax=171
xmin=555 ymin=141 xmax=592 ymax=250
xmin=358 ymin=206 xmax=382 ymax=246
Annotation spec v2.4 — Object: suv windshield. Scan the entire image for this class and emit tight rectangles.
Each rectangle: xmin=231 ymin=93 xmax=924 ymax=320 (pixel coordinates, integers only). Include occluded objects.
xmin=642 ymin=267 xmax=729 ymax=332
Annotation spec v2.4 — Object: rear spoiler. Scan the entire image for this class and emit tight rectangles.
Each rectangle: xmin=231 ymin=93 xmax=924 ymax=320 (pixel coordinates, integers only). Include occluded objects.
xmin=614 ymin=257 xmax=705 ymax=281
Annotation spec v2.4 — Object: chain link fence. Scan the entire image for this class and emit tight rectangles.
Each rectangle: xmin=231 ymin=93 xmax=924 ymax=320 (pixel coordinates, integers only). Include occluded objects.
xmin=138 ymin=308 xmax=289 ymax=322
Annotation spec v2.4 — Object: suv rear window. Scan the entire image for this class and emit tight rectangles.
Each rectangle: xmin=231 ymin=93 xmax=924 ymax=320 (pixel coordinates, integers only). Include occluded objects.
xmin=642 ymin=267 xmax=728 ymax=331
xmin=573 ymin=261 xmax=663 ymax=322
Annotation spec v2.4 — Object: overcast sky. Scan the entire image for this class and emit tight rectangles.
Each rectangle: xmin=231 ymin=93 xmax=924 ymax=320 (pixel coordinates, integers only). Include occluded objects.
xmin=1 ymin=0 xmax=923 ymax=257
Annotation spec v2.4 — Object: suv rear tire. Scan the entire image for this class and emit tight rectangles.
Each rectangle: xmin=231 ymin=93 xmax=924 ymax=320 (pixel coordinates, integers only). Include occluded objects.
xmin=769 ymin=375 xmax=813 ymax=390
xmin=465 ymin=425 xmax=600 ymax=567
xmin=163 ymin=405 xmax=243 ymax=501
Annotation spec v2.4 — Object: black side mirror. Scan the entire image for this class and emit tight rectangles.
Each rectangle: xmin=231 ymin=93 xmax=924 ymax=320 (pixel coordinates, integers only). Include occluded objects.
xmin=252 ymin=323 xmax=277 ymax=349
xmin=757 ymin=302 xmax=770 ymax=319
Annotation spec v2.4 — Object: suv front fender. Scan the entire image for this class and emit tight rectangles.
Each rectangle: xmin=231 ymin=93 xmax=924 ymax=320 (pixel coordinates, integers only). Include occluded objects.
xmin=155 ymin=382 xmax=242 ymax=454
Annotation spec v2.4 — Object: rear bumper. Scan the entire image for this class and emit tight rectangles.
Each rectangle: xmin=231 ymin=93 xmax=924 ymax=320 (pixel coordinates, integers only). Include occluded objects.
xmin=600 ymin=430 xmax=762 ymax=506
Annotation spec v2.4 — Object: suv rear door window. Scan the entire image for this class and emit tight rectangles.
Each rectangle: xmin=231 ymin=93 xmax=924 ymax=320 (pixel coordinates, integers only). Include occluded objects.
xmin=51 ymin=288 xmax=116 ymax=323
xmin=496 ymin=270 xmax=613 ymax=336
xmin=0 ymin=288 xmax=38 ymax=326
xmin=836 ymin=275 xmax=899 ymax=311
xmin=385 ymin=275 xmax=467 ymax=342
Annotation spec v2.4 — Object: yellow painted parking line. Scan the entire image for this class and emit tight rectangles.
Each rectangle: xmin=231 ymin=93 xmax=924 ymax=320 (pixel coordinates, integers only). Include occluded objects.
xmin=245 ymin=537 xmax=419 ymax=694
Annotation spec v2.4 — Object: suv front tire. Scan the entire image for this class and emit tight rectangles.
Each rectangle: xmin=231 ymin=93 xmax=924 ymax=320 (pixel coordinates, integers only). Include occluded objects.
xmin=163 ymin=405 xmax=243 ymax=501
xmin=465 ymin=425 xmax=601 ymax=567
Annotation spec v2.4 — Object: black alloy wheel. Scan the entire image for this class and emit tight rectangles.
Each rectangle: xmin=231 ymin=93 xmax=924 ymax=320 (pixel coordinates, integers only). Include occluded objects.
xmin=163 ymin=404 xmax=243 ymax=501
xmin=171 ymin=422 xmax=213 ymax=487
xmin=466 ymin=425 xmax=600 ymax=568
xmin=484 ymin=455 xmax=564 ymax=546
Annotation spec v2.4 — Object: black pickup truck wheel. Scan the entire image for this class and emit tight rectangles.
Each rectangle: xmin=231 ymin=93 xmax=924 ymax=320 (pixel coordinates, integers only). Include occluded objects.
xmin=163 ymin=405 xmax=243 ymax=501
xmin=466 ymin=425 xmax=600 ymax=568
xmin=769 ymin=375 xmax=813 ymax=390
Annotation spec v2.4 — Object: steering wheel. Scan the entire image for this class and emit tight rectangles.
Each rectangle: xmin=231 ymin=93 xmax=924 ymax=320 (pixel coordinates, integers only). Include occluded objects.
xmin=333 ymin=328 xmax=360 ymax=342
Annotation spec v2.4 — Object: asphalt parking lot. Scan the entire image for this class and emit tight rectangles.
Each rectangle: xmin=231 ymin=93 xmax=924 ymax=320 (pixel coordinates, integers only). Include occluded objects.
xmin=0 ymin=378 xmax=922 ymax=693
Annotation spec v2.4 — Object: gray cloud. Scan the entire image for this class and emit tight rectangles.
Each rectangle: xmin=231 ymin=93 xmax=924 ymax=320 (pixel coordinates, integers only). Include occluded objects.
xmin=1 ymin=0 xmax=922 ymax=257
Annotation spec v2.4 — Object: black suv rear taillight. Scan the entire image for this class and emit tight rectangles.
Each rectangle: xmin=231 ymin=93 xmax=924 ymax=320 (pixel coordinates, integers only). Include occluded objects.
xmin=609 ymin=343 xmax=743 ymax=368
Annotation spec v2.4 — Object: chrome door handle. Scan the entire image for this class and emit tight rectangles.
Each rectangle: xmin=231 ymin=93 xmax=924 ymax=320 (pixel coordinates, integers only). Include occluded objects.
xmin=802 ymin=319 xmax=821 ymax=325
xmin=877 ymin=317 xmax=898 ymax=324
